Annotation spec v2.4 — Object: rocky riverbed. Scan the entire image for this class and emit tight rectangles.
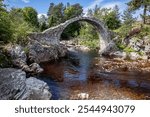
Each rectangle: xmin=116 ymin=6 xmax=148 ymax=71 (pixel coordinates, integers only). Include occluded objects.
xmin=0 ymin=34 xmax=150 ymax=100
xmin=92 ymin=58 xmax=150 ymax=73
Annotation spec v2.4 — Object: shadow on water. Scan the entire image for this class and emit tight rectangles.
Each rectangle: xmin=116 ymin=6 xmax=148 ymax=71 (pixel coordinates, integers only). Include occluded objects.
xmin=38 ymin=48 xmax=150 ymax=100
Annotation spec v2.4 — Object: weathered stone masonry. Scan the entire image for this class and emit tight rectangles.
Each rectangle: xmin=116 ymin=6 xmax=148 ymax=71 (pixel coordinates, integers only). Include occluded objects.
xmin=29 ymin=17 xmax=111 ymax=53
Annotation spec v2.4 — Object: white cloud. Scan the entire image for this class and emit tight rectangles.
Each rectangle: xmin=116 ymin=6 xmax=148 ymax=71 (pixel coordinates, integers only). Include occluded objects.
xmin=102 ymin=2 xmax=122 ymax=9
xmin=83 ymin=0 xmax=126 ymax=16
xmin=38 ymin=14 xmax=48 ymax=19
xmin=83 ymin=0 xmax=104 ymax=14
xmin=22 ymin=0 xmax=30 ymax=3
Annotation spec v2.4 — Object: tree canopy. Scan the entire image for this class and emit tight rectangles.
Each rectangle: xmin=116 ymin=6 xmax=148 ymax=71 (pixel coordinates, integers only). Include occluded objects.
xmin=127 ymin=0 xmax=150 ymax=24
xmin=0 ymin=0 xmax=12 ymax=43
xmin=23 ymin=7 xmax=39 ymax=28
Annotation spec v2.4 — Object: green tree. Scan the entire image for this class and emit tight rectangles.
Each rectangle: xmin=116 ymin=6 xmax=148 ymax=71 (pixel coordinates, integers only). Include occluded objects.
xmin=87 ymin=9 xmax=93 ymax=17
xmin=47 ymin=3 xmax=54 ymax=16
xmin=78 ymin=22 xmax=99 ymax=49
xmin=93 ymin=5 xmax=101 ymax=17
xmin=0 ymin=0 xmax=12 ymax=43
xmin=127 ymin=0 xmax=150 ymax=24
xmin=48 ymin=3 xmax=64 ymax=27
xmin=64 ymin=3 xmax=83 ymax=20
xmin=104 ymin=6 xmax=121 ymax=30
xmin=9 ymin=8 xmax=34 ymax=45
xmin=23 ymin=7 xmax=39 ymax=28
xmin=61 ymin=3 xmax=83 ymax=39
xmin=122 ymin=9 xmax=136 ymax=29
xmin=39 ymin=15 xmax=48 ymax=31
xmin=86 ymin=5 xmax=121 ymax=30
xmin=118 ymin=9 xmax=136 ymax=37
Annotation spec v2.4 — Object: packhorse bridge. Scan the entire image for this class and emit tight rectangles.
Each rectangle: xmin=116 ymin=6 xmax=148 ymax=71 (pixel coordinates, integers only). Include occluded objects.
xmin=29 ymin=17 xmax=112 ymax=53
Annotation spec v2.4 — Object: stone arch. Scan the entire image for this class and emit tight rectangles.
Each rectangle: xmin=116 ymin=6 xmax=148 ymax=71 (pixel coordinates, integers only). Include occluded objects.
xmin=58 ymin=17 xmax=110 ymax=40
xmin=30 ymin=17 xmax=111 ymax=54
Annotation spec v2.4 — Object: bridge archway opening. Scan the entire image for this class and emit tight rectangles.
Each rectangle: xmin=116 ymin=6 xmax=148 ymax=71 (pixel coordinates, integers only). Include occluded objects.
xmin=60 ymin=21 xmax=100 ymax=50
xmin=57 ymin=17 xmax=110 ymax=53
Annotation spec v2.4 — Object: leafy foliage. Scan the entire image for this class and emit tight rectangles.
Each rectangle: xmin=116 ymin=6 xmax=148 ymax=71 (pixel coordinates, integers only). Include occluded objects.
xmin=78 ymin=23 xmax=99 ymax=49
xmin=0 ymin=0 xmax=13 ymax=43
xmin=9 ymin=8 xmax=35 ymax=45
xmin=64 ymin=3 xmax=83 ymax=20
xmin=61 ymin=3 xmax=83 ymax=39
xmin=48 ymin=3 xmax=65 ymax=27
xmin=23 ymin=7 xmax=39 ymax=28
xmin=104 ymin=6 xmax=121 ymax=30
xmin=115 ymin=9 xmax=136 ymax=37
xmin=87 ymin=5 xmax=121 ymax=30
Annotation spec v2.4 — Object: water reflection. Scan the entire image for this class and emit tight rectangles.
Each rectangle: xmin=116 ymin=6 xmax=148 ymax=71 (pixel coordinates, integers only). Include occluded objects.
xmin=39 ymin=49 xmax=150 ymax=100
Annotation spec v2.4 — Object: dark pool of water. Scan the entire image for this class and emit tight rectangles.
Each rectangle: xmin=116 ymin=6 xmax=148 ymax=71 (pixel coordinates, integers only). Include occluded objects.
xmin=38 ymin=48 xmax=150 ymax=100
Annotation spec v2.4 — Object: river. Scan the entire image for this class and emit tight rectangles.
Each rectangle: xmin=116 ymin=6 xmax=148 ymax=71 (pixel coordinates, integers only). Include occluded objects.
xmin=38 ymin=47 xmax=150 ymax=100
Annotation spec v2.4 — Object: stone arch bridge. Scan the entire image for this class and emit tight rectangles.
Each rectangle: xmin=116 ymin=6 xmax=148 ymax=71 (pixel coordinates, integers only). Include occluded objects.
xmin=29 ymin=17 xmax=112 ymax=53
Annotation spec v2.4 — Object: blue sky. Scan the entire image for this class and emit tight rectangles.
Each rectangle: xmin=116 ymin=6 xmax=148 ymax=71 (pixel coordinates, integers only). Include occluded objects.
xmin=5 ymin=0 xmax=143 ymax=19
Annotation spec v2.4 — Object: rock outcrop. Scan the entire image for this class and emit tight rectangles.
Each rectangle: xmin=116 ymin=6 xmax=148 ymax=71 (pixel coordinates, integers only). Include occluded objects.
xmin=102 ymin=40 xmax=119 ymax=56
xmin=0 ymin=68 xmax=26 ymax=100
xmin=28 ymin=40 xmax=67 ymax=63
xmin=0 ymin=68 xmax=51 ymax=100
xmin=21 ymin=77 xmax=52 ymax=100
xmin=109 ymin=51 xmax=127 ymax=59
xmin=5 ymin=45 xmax=44 ymax=74
xmin=106 ymin=36 xmax=150 ymax=60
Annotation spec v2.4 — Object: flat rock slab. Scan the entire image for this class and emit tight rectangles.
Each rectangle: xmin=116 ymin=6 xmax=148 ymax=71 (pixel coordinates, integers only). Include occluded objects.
xmin=21 ymin=77 xmax=52 ymax=100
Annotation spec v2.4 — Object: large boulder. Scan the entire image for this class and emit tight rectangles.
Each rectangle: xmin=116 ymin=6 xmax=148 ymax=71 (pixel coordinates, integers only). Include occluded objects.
xmin=5 ymin=45 xmax=29 ymax=71
xmin=128 ymin=52 xmax=140 ymax=60
xmin=29 ymin=63 xmax=44 ymax=74
xmin=21 ymin=77 xmax=52 ymax=100
xmin=0 ymin=68 xmax=51 ymax=100
xmin=110 ymin=51 xmax=127 ymax=59
xmin=6 ymin=45 xmax=27 ymax=62
xmin=28 ymin=40 xmax=67 ymax=63
xmin=0 ymin=68 xmax=26 ymax=100
xmin=101 ymin=40 xmax=119 ymax=56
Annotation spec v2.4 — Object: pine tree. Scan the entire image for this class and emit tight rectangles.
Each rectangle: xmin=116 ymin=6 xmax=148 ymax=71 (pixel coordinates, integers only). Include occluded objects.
xmin=47 ymin=3 xmax=64 ymax=27
xmin=121 ymin=9 xmax=136 ymax=36
xmin=127 ymin=0 xmax=150 ymax=24
xmin=47 ymin=3 xmax=54 ymax=16
xmin=122 ymin=9 xmax=136 ymax=26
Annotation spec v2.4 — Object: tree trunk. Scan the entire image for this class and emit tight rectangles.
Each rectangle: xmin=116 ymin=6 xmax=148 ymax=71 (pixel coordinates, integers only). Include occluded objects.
xmin=143 ymin=5 xmax=147 ymax=24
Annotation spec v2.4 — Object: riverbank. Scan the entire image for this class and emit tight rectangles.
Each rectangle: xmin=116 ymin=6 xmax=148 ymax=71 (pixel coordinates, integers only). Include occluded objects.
xmin=92 ymin=58 xmax=150 ymax=73
xmin=1 ymin=39 xmax=150 ymax=100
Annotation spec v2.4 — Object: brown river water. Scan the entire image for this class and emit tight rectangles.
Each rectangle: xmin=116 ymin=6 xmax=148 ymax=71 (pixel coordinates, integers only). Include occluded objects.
xmin=38 ymin=49 xmax=150 ymax=100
